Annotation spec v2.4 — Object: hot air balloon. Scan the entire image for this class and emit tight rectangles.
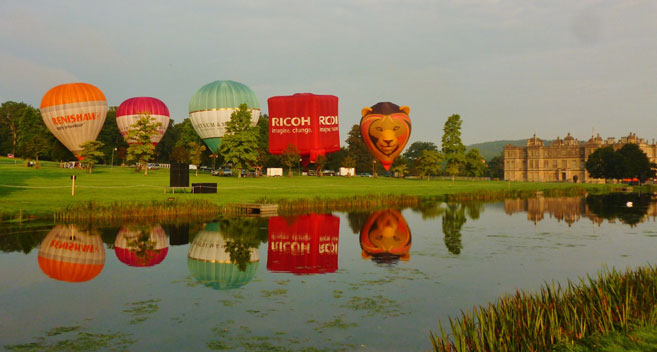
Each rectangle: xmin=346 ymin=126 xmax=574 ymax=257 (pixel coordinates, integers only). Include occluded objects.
xmin=188 ymin=80 xmax=260 ymax=153
xmin=116 ymin=97 xmax=170 ymax=145
xmin=360 ymin=210 xmax=412 ymax=263
xmin=268 ymin=93 xmax=340 ymax=166
xmin=38 ymin=225 xmax=105 ymax=282
xmin=114 ymin=225 xmax=168 ymax=267
xmin=40 ymin=83 xmax=108 ymax=160
xmin=360 ymin=102 xmax=411 ymax=171
xmin=267 ymin=214 xmax=340 ymax=275
xmin=187 ymin=223 xmax=259 ymax=290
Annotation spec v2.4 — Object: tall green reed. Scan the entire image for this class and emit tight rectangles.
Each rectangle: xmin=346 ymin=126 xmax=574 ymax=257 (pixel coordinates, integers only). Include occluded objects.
xmin=432 ymin=266 xmax=657 ymax=351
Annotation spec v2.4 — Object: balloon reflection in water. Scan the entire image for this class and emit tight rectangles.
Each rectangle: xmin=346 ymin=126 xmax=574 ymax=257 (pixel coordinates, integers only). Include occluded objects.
xmin=267 ymin=214 xmax=340 ymax=275
xmin=187 ymin=223 xmax=259 ymax=290
xmin=114 ymin=225 xmax=168 ymax=267
xmin=360 ymin=210 xmax=412 ymax=263
xmin=38 ymin=225 xmax=105 ymax=282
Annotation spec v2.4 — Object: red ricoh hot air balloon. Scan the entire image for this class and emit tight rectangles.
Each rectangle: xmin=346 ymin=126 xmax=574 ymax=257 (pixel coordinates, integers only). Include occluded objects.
xmin=116 ymin=97 xmax=170 ymax=144
xmin=40 ymin=83 xmax=108 ymax=159
xmin=267 ymin=214 xmax=340 ymax=275
xmin=360 ymin=102 xmax=411 ymax=171
xmin=268 ymin=93 xmax=340 ymax=165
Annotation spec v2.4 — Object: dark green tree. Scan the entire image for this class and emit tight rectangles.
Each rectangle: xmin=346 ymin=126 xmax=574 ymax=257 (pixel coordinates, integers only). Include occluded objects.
xmin=96 ymin=106 xmax=127 ymax=164
xmin=155 ymin=119 xmax=179 ymax=163
xmin=617 ymin=144 xmax=656 ymax=184
xmin=280 ymin=144 xmax=300 ymax=177
xmin=219 ymin=104 xmax=259 ymax=179
xmin=403 ymin=141 xmax=438 ymax=161
xmin=346 ymin=124 xmax=374 ymax=173
xmin=188 ymin=141 xmax=206 ymax=176
xmin=0 ymin=101 xmax=32 ymax=157
xmin=487 ymin=154 xmax=504 ymax=179
xmin=586 ymin=146 xmax=622 ymax=182
xmin=442 ymin=203 xmax=466 ymax=255
xmin=170 ymin=144 xmax=190 ymax=163
xmin=325 ymin=147 xmax=347 ymax=171
xmin=126 ymin=113 xmax=162 ymax=175
xmin=464 ymin=148 xmax=487 ymax=177
xmin=255 ymin=114 xmax=277 ymax=168
xmin=391 ymin=155 xmax=409 ymax=178
xmin=414 ymin=150 xmax=443 ymax=180
xmin=442 ymin=114 xmax=466 ymax=180
xmin=79 ymin=140 xmax=105 ymax=173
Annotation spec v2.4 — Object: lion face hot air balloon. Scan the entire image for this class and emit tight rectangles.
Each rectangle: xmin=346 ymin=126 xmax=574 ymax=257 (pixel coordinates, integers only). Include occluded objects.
xmin=188 ymin=80 xmax=260 ymax=153
xmin=40 ymin=83 xmax=107 ymax=159
xmin=116 ymin=97 xmax=170 ymax=145
xmin=360 ymin=102 xmax=411 ymax=171
xmin=38 ymin=225 xmax=105 ymax=283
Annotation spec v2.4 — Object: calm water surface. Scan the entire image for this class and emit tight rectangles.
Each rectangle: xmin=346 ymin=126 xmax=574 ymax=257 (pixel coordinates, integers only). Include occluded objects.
xmin=1 ymin=194 xmax=656 ymax=351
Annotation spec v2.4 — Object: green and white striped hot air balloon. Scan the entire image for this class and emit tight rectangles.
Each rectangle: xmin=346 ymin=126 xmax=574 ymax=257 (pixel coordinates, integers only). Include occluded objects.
xmin=188 ymin=80 xmax=260 ymax=153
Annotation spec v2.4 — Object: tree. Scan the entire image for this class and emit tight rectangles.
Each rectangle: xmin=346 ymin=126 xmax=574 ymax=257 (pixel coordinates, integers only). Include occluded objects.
xmin=188 ymin=141 xmax=206 ymax=177
xmin=414 ymin=150 xmax=443 ymax=180
xmin=170 ymin=144 xmax=190 ymax=164
xmin=617 ymin=144 xmax=656 ymax=184
xmin=345 ymin=124 xmax=374 ymax=173
xmin=155 ymin=119 xmax=178 ymax=163
xmin=325 ymin=147 xmax=347 ymax=171
xmin=315 ymin=155 xmax=327 ymax=177
xmin=442 ymin=114 xmax=466 ymax=180
xmin=96 ymin=106 xmax=127 ymax=164
xmin=280 ymin=144 xmax=300 ymax=177
xmin=487 ymin=154 xmax=504 ymax=179
xmin=442 ymin=203 xmax=466 ymax=255
xmin=0 ymin=101 xmax=31 ymax=157
xmin=464 ymin=148 xmax=487 ymax=177
xmin=255 ymin=114 xmax=277 ymax=168
xmin=390 ymin=155 xmax=409 ymax=178
xmin=22 ymin=134 xmax=51 ymax=169
xmin=126 ymin=113 xmax=162 ymax=175
xmin=79 ymin=140 xmax=105 ymax=173
xmin=403 ymin=141 xmax=438 ymax=161
xmin=585 ymin=146 xmax=619 ymax=182
xmin=219 ymin=104 xmax=260 ymax=179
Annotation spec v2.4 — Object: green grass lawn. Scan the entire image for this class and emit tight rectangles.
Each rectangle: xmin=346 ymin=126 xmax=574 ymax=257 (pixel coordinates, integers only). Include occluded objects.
xmin=0 ymin=158 xmax=616 ymax=217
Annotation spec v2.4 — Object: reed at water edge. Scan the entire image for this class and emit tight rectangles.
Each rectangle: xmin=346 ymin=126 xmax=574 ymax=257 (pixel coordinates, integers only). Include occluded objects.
xmin=53 ymin=200 xmax=224 ymax=223
xmin=432 ymin=265 xmax=657 ymax=352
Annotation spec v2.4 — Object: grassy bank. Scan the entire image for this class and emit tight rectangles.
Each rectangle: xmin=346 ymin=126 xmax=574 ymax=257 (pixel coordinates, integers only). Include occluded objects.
xmin=432 ymin=266 xmax=657 ymax=352
xmin=0 ymin=159 xmax=621 ymax=220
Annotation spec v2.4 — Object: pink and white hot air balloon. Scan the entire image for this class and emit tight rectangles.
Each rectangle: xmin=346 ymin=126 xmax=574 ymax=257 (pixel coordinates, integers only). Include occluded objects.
xmin=116 ymin=97 xmax=170 ymax=145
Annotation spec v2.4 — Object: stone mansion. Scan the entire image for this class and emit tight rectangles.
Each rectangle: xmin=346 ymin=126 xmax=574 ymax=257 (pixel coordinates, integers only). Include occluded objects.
xmin=504 ymin=133 xmax=657 ymax=183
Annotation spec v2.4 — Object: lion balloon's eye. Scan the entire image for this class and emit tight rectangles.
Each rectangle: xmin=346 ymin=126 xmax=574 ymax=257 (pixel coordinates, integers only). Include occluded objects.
xmin=376 ymin=235 xmax=383 ymax=240
xmin=393 ymin=126 xmax=400 ymax=131
xmin=376 ymin=127 xmax=383 ymax=132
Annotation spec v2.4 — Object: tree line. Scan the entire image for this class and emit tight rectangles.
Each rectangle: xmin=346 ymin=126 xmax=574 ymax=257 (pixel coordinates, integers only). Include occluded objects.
xmin=1 ymin=100 xmax=496 ymax=178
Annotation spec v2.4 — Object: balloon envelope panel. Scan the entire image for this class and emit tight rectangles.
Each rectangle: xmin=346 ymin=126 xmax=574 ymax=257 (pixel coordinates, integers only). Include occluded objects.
xmin=116 ymin=97 xmax=170 ymax=144
xmin=114 ymin=225 xmax=169 ymax=267
xmin=268 ymin=93 xmax=340 ymax=163
xmin=360 ymin=102 xmax=411 ymax=171
xmin=189 ymin=80 xmax=260 ymax=151
xmin=38 ymin=225 xmax=105 ymax=283
xmin=267 ymin=214 xmax=340 ymax=275
xmin=40 ymin=83 xmax=108 ymax=158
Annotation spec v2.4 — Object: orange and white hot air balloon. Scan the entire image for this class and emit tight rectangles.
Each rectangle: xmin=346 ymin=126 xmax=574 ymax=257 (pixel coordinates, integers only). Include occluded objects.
xmin=38 ymin=225 xmax=106 ymax=283
xmin=40 ymin=83 xmax=108 ymax=160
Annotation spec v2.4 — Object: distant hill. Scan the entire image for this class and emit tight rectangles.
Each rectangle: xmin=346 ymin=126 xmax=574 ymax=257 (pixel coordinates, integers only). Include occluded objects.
xmin=466 ymin=139 xmax=527 ymax=161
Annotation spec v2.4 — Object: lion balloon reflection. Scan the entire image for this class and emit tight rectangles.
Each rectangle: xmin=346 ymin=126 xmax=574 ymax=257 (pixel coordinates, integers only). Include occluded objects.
xmin=360 ymin=210 xmax=412 ymax=263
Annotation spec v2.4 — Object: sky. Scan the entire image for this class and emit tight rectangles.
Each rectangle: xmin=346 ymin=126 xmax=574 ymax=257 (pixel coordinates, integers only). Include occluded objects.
xmin=1 ymin=0 xmax=656 ymax=146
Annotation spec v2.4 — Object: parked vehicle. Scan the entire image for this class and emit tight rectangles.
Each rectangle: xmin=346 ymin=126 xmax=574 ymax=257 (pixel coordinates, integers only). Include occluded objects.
xmin=360 ymin=172 xmax=373 ymax=177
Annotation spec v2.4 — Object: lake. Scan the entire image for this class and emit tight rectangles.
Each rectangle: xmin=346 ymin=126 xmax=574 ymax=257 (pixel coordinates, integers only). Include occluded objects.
xmin=1 ymin=193 xmax=656 ymax=351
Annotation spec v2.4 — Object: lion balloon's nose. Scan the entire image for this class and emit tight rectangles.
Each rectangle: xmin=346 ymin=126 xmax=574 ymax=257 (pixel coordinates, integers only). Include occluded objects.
xmin=384 ymin=139 xmax=394 ymax=146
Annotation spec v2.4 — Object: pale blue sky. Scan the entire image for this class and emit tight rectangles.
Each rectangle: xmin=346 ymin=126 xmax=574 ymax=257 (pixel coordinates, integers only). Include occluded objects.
xmin=1 ymin=0 xmax=655 ymax=145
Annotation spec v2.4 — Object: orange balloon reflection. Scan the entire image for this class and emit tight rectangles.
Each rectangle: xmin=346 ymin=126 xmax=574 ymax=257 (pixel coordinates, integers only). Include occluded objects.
xmin=360 ymin=210 xmax=412 ymax=263
xmin=38 ymin=225 xmax=105 ymax=282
